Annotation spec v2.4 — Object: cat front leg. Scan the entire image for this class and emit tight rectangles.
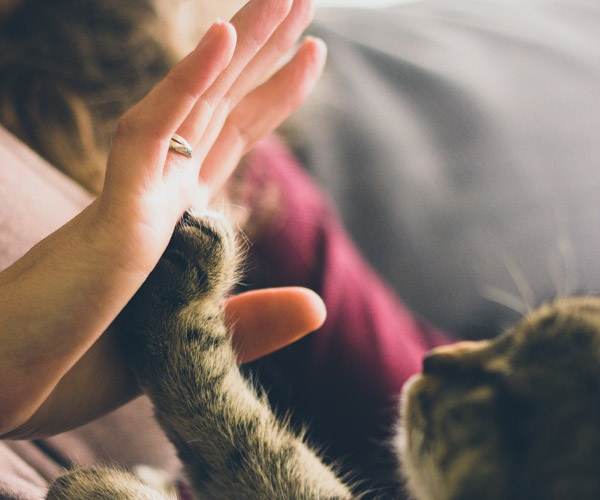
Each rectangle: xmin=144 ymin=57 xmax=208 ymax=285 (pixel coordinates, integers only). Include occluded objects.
xmin=46 ymin=467 xmax=174 ymax=500
xmin=122 ymin=212 xmax=355 ymax=500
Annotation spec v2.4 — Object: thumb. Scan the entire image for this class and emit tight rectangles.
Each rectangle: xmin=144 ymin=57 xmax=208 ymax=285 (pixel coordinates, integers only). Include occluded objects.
xmin=224 ymin=287 xmax=327 ymax=364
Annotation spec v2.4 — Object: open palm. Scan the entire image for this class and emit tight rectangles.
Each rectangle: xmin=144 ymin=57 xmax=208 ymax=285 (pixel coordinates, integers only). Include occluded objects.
xmin=98 ymin=0 xmax=326 ymax=274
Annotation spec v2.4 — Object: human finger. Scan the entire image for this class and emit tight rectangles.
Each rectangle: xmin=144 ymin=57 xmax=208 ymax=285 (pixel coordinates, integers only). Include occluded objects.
xmin=174 ymin=0 xmax=294 ymax=149
xmin=103 ymin=20 xmax=236 ymax=191
xmin=225 ymin=287 xmax=327 ymax=364
xmin=183 ymin=0 xmax=315 ymax=169
xmin=200 ymin=37 xmax=327 ymax=193
xmin=216 ymin=0 xmax=315 ymax=118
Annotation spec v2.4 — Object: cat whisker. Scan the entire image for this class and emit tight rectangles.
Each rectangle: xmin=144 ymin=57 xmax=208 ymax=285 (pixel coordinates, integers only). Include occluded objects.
xmin=547 ymin=188 xmax=579 ymax=300
xmin=497 ymin=252 xmax=536 ymax=311
xmin=546 ymin=229 xmax=578 ymax=301
xmin=481 ymin=285 xmax=529 ymax=317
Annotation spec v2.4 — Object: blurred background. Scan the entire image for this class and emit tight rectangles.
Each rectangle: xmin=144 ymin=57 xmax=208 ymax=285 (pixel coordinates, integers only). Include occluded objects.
xmin=171 ymin=0 xmax=406 ymax=50
xmin=315 ymin=0 xmax=404 ymax=6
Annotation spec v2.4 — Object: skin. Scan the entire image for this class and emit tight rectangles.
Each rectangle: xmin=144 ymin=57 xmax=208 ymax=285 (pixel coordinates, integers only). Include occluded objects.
xmin=0 ymin=0 xmax=327 ymax=439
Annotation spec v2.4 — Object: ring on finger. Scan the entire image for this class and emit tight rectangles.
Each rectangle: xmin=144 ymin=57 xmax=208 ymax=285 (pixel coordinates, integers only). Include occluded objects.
xmin=169 ymin=133 xmax=193 ymax=159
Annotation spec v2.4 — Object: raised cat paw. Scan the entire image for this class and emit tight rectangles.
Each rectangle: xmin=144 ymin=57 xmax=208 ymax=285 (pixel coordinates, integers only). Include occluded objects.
xmin=118 ymin=210 xmax=354 ymax=500
xmin=120 ymin=210 xmax=239 ymax=385
xmin=160 ymin=210 xmax=239 ymax=301
xmin=129 ymin=209 xmax=238 ymax=313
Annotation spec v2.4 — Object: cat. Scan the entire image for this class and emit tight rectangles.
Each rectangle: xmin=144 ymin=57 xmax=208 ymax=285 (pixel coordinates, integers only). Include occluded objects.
xmin=398 ymin=296 xmax=600 ymax=500
xmin=44 ymin=211 xmax=600 ymax=500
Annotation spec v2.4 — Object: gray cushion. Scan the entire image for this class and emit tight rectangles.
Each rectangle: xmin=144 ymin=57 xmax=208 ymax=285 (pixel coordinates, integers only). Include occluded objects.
xmin=291 ymin=0 xmax=600 ymax=338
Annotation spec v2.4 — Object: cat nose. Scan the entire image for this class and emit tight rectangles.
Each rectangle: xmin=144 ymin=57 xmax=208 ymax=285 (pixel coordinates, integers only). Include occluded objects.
xmin=422 ymin=341 xmax=482 ymax=375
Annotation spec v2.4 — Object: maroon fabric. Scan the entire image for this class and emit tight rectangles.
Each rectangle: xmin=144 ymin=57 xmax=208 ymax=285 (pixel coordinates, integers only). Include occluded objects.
xmin=242 ymin=137 xmax=450 ymax=494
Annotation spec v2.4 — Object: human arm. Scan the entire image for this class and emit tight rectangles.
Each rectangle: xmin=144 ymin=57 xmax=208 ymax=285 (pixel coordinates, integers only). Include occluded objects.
xmin=0 ymin=0 xmax=326 ymax=438
xmin=2 ymin=287 xmax=326 ymax=439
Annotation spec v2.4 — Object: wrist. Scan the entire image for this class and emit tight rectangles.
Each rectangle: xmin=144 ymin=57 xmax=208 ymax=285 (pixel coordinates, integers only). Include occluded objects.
xmin=93 ymin=188 xmax=186 ymax=276
xmin=0 ymin=201 xmax=160 ymax=430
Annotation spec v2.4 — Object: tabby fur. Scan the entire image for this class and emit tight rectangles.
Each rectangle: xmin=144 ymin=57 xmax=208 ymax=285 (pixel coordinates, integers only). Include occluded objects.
xmin=398 ymin=297 xmax=600 ymax=500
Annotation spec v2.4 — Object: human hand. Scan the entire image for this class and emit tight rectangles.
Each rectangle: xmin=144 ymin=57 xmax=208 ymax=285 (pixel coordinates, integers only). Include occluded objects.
xmin=96 ymin=0 xmax=326 ymax=275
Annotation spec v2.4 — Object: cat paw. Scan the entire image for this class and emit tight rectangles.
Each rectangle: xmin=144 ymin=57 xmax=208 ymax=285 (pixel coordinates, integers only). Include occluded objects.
xmin=163 ymin=210 xmax=239 ymax=300
xmin=135 ymin=210 xmax=238 ymax=310
xmin=120 ymin=210 xmax=239 ymax=376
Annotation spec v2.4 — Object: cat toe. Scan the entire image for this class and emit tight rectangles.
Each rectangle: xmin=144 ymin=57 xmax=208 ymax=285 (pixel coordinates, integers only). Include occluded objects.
xmin=165 ymin=210 xmax=239 ymax=297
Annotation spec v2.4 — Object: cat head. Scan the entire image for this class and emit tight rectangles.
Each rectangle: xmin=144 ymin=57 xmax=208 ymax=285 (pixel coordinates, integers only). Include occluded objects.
xmin=398 ymin=296 xmax=600 ymax=500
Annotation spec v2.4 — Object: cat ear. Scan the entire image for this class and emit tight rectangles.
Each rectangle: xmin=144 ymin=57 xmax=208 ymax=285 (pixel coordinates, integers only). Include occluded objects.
xmin=423 ymin=340 xmax=512 ymax=376
xmin=423 ymin=341 xmax=490 ymax=374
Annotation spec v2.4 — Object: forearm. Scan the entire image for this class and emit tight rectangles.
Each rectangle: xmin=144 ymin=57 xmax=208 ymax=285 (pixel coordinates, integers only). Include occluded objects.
xmin=0 ymin=199 xmax=152 ymax=435
xmin=0 ymin=285 xmax=326 ymax=440
xmin=1 ymin=324 xmax=140 ymax=440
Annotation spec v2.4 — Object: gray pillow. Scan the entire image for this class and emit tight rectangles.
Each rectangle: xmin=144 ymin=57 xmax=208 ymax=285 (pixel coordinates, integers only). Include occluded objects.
xmin=290 ymin=0 xmax=600 ymax=338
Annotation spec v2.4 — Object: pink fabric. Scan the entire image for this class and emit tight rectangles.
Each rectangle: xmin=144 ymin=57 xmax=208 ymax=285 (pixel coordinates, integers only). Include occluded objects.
xmin=0 ymin=127 xmax=92 ymax=271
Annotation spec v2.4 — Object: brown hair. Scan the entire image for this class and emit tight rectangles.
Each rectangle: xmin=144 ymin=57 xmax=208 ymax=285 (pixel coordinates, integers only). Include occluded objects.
xmin=0 ymin=0 xmax=176 ymax=192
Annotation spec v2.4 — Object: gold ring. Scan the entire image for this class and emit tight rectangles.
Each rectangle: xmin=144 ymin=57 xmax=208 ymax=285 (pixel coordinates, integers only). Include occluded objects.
xmin=169 ymin=133 xmax=193 ymax=159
